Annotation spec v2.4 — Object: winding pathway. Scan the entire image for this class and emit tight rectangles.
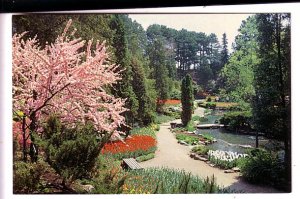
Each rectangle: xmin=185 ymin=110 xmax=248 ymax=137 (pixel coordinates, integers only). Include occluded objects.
xmin=140 ymin=107 xmax=280 ymax=193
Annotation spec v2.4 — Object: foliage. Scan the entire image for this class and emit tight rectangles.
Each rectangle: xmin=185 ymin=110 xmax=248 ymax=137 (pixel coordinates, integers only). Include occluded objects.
xmin=170 ymin=89 xmax=181 ymax=100
xmin=252 ymin=15 xmax=290 ymax=189
xmin=186 ymin=121 xmax=196 ymax=132
xmin=176 ymin=134 xmax=199 ymax=145
xmin=43 ymin=116 xmax=102 ymax=184
xmin=13 ymin=19 xmax=127 ymax=150
xmin=101 ymin=135 xmax=157 ymax=160
xmin=206 ymin=102 xmax=217 ymax=109
xmin=191 ymin=145 xmax=209 ymax=156
xmin=219 ymin=16 xmax=258 ymax=106
xmin=154 ymin=114 xmax=176 ymax=124
xmin=181 ymin=74 xmax=194 ymax=126
xmin=238 ymin=148 xmax=287 ymax=190
xmin=13 ymin=160 xmax=47 ymax=193
xmin=136 ymin=153 xmax=155 ymax=162
xmin=219 ymin=111 xmax=252 ymax=130
xmin=125 ymin=168 xmax=222 ymax=193
xmin=129 ymin=126 xmax=157 ymax=138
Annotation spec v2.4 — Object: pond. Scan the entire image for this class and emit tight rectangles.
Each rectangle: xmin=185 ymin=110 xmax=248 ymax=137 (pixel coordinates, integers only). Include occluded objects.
xmin=196 ymin=110 xmax=269 ymax=153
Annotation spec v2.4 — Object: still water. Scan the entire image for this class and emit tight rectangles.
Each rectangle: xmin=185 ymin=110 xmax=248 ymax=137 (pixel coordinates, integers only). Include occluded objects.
xmin=196 ymin=110 xmax=268 ymax=153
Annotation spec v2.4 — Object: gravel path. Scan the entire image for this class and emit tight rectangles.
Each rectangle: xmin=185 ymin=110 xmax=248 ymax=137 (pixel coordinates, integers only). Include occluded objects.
xmin=140 ymin=107 xmax=280 ymax=193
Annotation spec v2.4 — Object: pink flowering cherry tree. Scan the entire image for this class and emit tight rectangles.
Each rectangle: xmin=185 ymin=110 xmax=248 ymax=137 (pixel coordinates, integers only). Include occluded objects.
xmin=13 ymin=20 xmax=127 ymax=161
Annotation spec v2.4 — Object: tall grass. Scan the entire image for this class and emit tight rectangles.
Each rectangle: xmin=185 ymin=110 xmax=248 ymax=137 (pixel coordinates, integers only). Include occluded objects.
xmin=124 ymin=167 xmax=224 ymax=193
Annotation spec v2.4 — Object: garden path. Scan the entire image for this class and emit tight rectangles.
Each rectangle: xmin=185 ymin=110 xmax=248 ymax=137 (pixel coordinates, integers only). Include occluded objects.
xmin=140 ymin=107 xmax=280 ymax=193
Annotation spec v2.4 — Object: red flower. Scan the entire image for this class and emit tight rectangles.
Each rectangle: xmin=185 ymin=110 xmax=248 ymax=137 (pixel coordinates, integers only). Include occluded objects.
xmin=101 ymin=135 xmax=156 ymax=155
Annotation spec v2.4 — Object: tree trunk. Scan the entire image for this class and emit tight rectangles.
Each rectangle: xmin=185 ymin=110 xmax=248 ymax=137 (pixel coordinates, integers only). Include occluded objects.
xmin=22 ymin=115 xmax=27 ymax=162
xmin=276 ymin=14 xmax=291 ymax=191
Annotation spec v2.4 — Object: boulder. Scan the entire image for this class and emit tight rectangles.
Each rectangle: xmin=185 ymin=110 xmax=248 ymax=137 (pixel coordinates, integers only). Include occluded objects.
xmin=198 ymin=141 xmax=206 ymax=145
xmin=209 ymin=163 xmax=215 ymax=167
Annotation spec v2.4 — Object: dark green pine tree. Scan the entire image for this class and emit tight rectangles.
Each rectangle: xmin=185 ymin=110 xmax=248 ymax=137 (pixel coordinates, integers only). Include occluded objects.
xmin=110 ymin=15 xmax=139 ymax=126
xmin=220 ymin=33 xmax=229 ymax=68
xmin=148 ymin=38 xmax=170 ymax=100
xmin=181 ymin=74 xmax=194 ymax=127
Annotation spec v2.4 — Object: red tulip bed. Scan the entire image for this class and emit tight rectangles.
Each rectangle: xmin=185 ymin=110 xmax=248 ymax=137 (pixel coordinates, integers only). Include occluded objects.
xmin=101 ymin=135 xmax=157 ymax=160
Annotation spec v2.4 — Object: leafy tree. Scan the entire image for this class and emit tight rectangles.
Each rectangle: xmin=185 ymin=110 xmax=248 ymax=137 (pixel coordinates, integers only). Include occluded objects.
xmin=147 ymin=38 xmax=171 ymax=100
xmin=252 ymin=13 xmax=291 ymax=191
xmin=220 ymin=16 xmax=258 ymax=108
xmin=13 ymin=19 xmax=127 ymax=161
xmin=181 ymin=74 xmax=194 ymax=126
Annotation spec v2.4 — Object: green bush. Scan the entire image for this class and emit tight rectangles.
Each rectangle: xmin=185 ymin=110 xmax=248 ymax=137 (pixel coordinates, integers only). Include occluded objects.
xmin=186 ymin=121 xmax=196 ymax=132
xmin=136 ymin=153 xmax=155 ymax=162
xmin=170 ymin=89 xmax=181 ymax=100
xmin=13 ymin=160 xmax=46 ymax=193
xmin=191 ymin=146 xmax=209 ymax=156
xmin=43 ymin=116 xmax=102 ymax=184
xmin=219 ymin=111 xmax=252 ymax=130
xmin=238 ymin=148 xmax=286 ymax=188
xmin=206 ymin=102 xmax=216 ymax=109
xmin=176 ymin=134 xmax=199 ymax=145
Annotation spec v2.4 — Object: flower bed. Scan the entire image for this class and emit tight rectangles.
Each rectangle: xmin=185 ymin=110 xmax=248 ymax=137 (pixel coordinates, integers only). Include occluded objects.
xmin=157 ymin=99 xmax=181 ymax=105
xmin=101 ymin=135 xmax=156 ymax=160
xmin=208 ymin=150 xmax=248 ymax=169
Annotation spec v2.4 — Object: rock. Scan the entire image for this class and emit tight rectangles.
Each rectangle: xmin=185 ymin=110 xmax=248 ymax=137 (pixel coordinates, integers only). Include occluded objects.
xmin=212 ymin=139 xmax=217 ymax=143
xmin=209 ymin=163 xmax=215 ymax=167
xmin=239 ymin=144 xmax=253 ymax=149
xmin=194 ymin=154 xmax=201 ymax=160
xmin=190 ymin=153 xmax=196 ymax=158
xmin=178 ymin=140 xmax=189 ymax=146
xmin=81 ymin=184 xmax=95 ymax=193
xmin=224 ymin=169 xmax=234 ymax=173
xmin=232 ymin=167 xmax=240 ymax=172
xmin=198 ymin=141 xmax=206 ymax=145
xmin=199 ymin=157 xmax=208 ymax=162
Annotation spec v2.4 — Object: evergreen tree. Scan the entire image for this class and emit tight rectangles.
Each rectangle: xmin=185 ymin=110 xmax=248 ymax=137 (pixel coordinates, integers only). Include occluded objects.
xmin=148 ymin=38 xmax=170 ymax=100
xmin=220 ymin=33 xmax=229 ymax=68
xmin=110 ymin=15 xmax=139 ymax=126
xmin=181 ymin=74 xmax=194 ymax=127
xmin=253 ymin=13 xmax=291 ymax=191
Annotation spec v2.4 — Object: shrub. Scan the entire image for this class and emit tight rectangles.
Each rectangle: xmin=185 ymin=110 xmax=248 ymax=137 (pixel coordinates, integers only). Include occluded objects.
xmin=238 ymin=148 xmax=286 ymax=189
xmin=219 ymin=111 xmax=252 ymax=130
xmin=176 ymin=134 xmax=198 ymax=145
xmin=206 ymin=102 xmax=216 ymax=109
xmin=170 ymin=89 xmax=181 ymax=100
xmin=43 ymin=116 xmax=101 ymax=184
xmin=136 ymin=153 xmax=155 ymax=162
xmin=192 ymin=146 xmax=209 ymax=156
xmin=13 ymin=160 xmax=46 ymax=193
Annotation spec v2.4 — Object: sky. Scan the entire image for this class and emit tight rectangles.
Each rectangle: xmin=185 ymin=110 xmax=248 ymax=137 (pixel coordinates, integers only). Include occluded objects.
xmin=128 ymin=14 xmax=252 ymax=52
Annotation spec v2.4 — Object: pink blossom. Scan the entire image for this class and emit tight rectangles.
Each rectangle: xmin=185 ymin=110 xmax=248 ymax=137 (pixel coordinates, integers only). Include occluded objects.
xmin=13 ymin=19 xmax=127 ymax=139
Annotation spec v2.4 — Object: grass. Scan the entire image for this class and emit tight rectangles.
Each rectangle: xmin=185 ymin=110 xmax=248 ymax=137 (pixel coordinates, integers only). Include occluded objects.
xmin=154 ymin=114 xmax=176 ymax=124
xmin=124 ymin=167 xmax=223 ymax=193
xmin=130 ymin=126 xmax=157 ymax=138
